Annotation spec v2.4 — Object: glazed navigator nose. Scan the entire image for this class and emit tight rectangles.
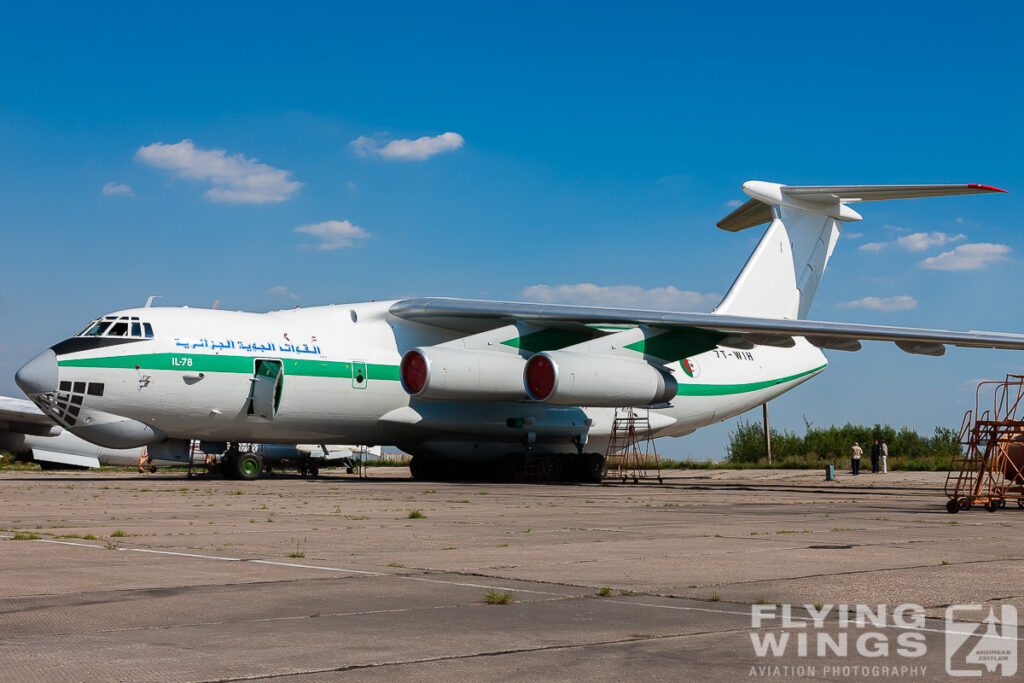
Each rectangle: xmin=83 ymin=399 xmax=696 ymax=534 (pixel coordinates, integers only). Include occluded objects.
xmin=15 ymin=349 xmax=58 ymax=396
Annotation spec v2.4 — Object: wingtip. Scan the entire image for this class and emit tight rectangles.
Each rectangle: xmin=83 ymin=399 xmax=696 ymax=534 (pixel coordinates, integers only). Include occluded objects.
xmin=968 ymin=184 xmax=1008 ymax=193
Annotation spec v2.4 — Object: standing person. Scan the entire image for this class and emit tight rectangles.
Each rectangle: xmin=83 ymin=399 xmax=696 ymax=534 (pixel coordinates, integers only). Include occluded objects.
xmin=137 ymin=446 xmax=153 ymax=473
xmin=881 ymin=440 xmax=888 ymax=474
xmin=851 ymin=442 xmax=863 ymax=475
xmin=870 ymin=439 xmax=881 ymax=474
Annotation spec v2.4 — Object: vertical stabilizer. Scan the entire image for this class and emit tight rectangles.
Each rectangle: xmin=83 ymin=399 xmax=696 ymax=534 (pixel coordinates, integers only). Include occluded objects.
xmin=713 ymin=214 xmax=803 ymax=319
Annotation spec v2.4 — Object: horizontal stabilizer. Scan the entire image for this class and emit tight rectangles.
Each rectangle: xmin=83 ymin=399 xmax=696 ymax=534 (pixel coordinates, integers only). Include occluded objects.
xmin=782 ymin=183 xmax=1006 ymax=203
xmin=718 ymin=182 xmax=1006 ymax=231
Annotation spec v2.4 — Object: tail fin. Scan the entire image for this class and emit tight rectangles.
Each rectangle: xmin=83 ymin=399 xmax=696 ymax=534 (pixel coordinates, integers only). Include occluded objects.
xmin=712 ymin=181 xmax=1006 ymax=320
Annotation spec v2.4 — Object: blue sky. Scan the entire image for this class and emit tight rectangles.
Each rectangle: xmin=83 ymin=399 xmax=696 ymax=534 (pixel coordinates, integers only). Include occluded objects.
xmin=2 ymin=3 xmax=1023 ymax=459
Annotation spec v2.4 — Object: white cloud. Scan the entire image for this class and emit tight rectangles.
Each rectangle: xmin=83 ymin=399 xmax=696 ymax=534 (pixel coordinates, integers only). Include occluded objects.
xmin=268 ymin=286 xmax=299 ymax=300
xmin=102 ymin=181 xmax=134 ymax=197
xmin=918 ymin=243 xmax=1011 ymax=271
xmin=844 ymin=232 xmax=864 ymax=240
xmin=351 ymin=132 xmax=464 ymax=161
xmin=837 ymin=295 xmax=917 ymax=312
xmin=346 ymin=181 xmax=357 ymax=194
xmin=520 ymin=283 xmax=720 ymax=311
xmin=882 ymin=224 xmax=907 ymax=233
xmin=135 ymin=139 xmax=302 ymax=203
xmin=858 ymin=231 xmax=967 ymax=253
xmin=895 ymin=231 xmax=966 ymax=252
xmin=958 ymin=377 xmax=993 ymax=392
xmin=294 ymin=220 xmax=371 ymax=251
xmin=723 ymin=199 xmax=743 ymax=208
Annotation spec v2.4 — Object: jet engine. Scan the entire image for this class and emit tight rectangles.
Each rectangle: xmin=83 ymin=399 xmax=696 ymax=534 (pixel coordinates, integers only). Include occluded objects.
xmin=400 ymin=347 xmax=527 ymax=401
xmin=524 ymin=351 xmax=677 ymax=407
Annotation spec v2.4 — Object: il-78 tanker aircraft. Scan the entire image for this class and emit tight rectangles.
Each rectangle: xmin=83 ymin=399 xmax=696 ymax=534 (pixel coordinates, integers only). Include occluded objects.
xmin=15 ymin=181 xmax=1024 ymax=482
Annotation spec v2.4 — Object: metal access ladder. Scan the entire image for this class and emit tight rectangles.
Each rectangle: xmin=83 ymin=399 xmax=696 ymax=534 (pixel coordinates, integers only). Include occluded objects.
xmin=605 ymin=408 xmax=662 ymax=483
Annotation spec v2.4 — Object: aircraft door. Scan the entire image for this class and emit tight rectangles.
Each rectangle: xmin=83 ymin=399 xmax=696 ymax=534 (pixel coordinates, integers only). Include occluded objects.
xmin=248 ymin=359 xmax=283 ymax=419
xmin=351 ymin=361 xmax=367 ymax=390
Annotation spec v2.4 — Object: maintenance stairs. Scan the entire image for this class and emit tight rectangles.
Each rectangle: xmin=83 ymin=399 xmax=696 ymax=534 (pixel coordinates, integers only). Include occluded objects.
xmin=605 ymin=408 xmax=662 ymax=484
xmin=945 ymin=374 xmax=1024 ymax=513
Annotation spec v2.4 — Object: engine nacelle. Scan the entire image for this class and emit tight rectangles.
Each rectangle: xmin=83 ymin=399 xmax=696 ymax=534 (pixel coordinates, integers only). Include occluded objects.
xmin=400 ymin=347 xmax=527 ymax=401
xmin=524 ymin=351 xmax=678 ymax=407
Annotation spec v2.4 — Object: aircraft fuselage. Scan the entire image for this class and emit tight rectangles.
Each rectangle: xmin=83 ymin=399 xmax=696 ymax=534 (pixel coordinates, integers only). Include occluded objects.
xmin=16 ymin=301 xmax=827 ymax=462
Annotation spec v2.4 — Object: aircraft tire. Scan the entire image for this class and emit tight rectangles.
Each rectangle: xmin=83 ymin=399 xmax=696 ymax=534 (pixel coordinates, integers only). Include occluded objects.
xmin=545 ymin=455 xmax=564 ymax=482
xmin=220 ymin=456 xmax=238 ymax=479
xmin=581 ymin=453 xmax=605 ymax=483
xmin=234 ymin=452 xmax=263 ymax=481
xmin=492 ymin=455 xmax=519 ymax=482
xmin=409 ymin=456 xmax=428 ymax=480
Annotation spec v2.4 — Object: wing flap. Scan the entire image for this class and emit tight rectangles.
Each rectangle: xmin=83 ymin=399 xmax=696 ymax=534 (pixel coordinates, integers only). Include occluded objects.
xmin=32 ymin=449 xmax=100 ymax=469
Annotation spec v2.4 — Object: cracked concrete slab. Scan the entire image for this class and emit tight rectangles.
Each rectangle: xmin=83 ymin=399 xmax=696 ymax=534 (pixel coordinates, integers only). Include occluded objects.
xmin=0 ymin=468 xmax=1021 ymax=680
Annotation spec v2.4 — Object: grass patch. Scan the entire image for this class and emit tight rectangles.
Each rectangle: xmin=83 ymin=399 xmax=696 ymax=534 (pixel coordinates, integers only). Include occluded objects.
xmin=942 ymin=560 xmax=950 ymax=565
xmin=387 ymin=562 xmax=404 ymax=568
xmin=110 ymin=530 xmax=128 ymax=537
xmin=709 ymin=592 xmax=720 ymax=602
xmin=598 ymin=586 xmax=612 ymax=597
xmin=11 ymin=532 xmax=40 ymax=540
xmin=485 ymin=590 xmax=514 ymax=605
xmin=407 ymin=510 xmax=425 ymax=519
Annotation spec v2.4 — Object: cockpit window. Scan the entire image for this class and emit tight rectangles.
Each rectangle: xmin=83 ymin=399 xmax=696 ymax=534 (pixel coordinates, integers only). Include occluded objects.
xmin=77 ymin=317 xmax=155 ymax=339
xmin=83 ymin=321 xmax=112 ymax=336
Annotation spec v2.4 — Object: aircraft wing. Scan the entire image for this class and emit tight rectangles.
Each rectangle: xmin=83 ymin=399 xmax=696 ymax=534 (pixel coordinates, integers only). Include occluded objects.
xmin=389 ymin=298 xmax=1024 ymax=356
xmin=0 ymin=395 xmax=60 ymax=428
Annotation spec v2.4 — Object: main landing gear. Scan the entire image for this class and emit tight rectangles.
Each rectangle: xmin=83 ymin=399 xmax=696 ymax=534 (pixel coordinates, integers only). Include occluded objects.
xmin=220 ymin=446 xmax=263 ymax=481
xmin=408 ymin=452 xmax=606 ymax=484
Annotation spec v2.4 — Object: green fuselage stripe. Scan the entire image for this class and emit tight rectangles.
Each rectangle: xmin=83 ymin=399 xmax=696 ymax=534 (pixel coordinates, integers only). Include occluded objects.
xmin=675 ymin=364 xmax=826 ymax=396
xmin=58 ymin=354 xmax=821 ymax=397
xmin=58 ymin=353 xmax=399 ymax=382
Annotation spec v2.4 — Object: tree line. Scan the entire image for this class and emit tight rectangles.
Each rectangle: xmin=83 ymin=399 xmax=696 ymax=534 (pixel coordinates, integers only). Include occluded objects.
xmin=725 ymin=419 xmax=961 ymax=471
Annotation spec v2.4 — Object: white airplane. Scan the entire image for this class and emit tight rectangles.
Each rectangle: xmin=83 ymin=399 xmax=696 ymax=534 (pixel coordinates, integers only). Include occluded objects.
xmin=0 ymin=395 xmax=374 ymax=477
xmin=15 ymin=181 xmax=1023 ymax=482
xmin=0 ymin=394 xmax=152 ymax=469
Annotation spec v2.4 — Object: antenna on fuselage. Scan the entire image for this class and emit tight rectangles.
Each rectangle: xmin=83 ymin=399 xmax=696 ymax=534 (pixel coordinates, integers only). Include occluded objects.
xmin=145 ymin=295 xmax=161 ymax=308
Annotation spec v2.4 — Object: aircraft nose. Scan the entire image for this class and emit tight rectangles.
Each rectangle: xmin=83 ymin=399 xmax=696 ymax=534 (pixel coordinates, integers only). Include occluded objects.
xmin=15 ymin=349 xmax=58 ymax=396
